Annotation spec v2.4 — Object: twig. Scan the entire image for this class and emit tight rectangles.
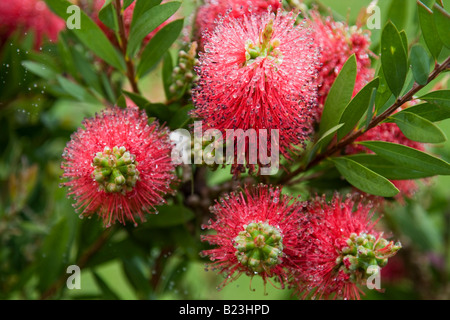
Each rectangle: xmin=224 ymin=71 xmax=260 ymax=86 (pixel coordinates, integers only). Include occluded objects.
xmin=280 ymin=56 xmax=450 ymax=185
xmin=114 ymin=0 xmax=140 ymax=94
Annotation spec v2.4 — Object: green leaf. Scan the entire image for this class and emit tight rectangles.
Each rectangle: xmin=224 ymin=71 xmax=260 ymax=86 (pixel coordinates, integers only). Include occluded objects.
xmin=92 ymin=271 xmax=121 ymax=300
xmin=346 ymin=154 xmax=433 ymax=180
xmin=168 ymin=104 xmax=194 ymax=129
xmin=419 ymin=90 xmax=450 ymax=108
xmin=98 ymin=0 xmax=119 ymax=32
xmin=144 ymin=205 xmax=194 ymax=228
xmin=21 ymin=61 xmax=57 ymax=80
xmin=358 ymin=140 xmax=450 ymax=175
xmin=405 ymin=102 xmax=450 ymax=122
xmin=365 ymin=88 xmax=377 ymax=130
xmin=56 ymin=76 xmax=98 ymax=104
xmin=389 ymin=111 xmax=447 ymax=143
xmin=400 ymin=30 xmax=408 ymax=54
xmin=307 ymin=124 xmax=345 ymax=164
xmin=331 ymin=157 xmax=399 ymax=197
xmin=381 ymin=21 xmax=408 ymax=97
xmin=433 ymin=3 xmax=450 ymax=48
xmin=130 ymin=0 xmax=161 ymax=29
xmin=127 ymin=1 xmax=181 ymax=58
xmin=122 ymin=90 xmax=150 ymax=107
xmin=37 ymin=217 xmax=70 ymax=291
xmin=137 ymin=19 xmax=184 ymax=78
xmin=144 ymin=103 xmax=173 ymax=122
xmin=162 ymin=52 xmax=174 ymax=100
xmin=375 ymin=67 xmax=393 ymax=112
xmin=121 ymin=257 xmax=151 ymax=299
xmin=318 ymin=54 xmax=357 ymax=146
xmin=338 ymin=78 xmax=379 ymax=140
xmin=44 ymin=0 xmax=125 ymax=71
xmin=409 ymin=44 xmax=431 ymax=85
xmin=418 ymin=1 xmax=444 ymax=59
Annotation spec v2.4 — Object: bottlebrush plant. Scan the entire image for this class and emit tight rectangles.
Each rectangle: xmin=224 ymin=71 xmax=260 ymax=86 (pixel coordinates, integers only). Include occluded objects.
xmin=1 ymin=0 xmax=450 ymax=302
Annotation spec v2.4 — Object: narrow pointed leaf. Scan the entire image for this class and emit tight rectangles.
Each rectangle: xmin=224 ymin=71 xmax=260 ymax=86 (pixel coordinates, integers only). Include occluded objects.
xmin=381 ymin=21 xmax=408 ymax=97
xmin=331 ymin=157 xmax=399 ymax=197
xmin=358 ymin=140 xmax=450 ymax=175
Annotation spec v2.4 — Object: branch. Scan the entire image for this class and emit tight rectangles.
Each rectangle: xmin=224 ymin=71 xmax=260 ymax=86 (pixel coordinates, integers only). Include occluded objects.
xmin=280 ymin=56 xmax=450 ymax=184
xmin=114 ymin=0 xmax=140 ymax=94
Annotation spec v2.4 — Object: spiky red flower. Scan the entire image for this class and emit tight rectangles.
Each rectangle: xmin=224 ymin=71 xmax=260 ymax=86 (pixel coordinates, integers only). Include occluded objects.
xmin=194 ymin=0 xmax=282 ymax=48
xmin=308 ymin=10 xmax=374 ymax=113
xmin=0 ymin=0 xmax=65 ymax=49
xmin=200 ymin=185 xmax=303 ymax=291
xmin=292 ymin=194 xmax=401 ymax=300
xmin=61 ymin=106 xmax=177 ymax=227
xmin=191 ymin=10 xmax=319 ymax=171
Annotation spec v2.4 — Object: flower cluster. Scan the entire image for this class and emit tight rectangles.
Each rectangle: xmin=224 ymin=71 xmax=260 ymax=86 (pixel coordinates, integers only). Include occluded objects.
xmin=0 ymin=0 xmax=65 ymax=49
xmin=307 ymin=10 xmax=374 ymax=114
xmin=61 ymin=106 xmax=177 ymax=227
xmin=200 ymin=185 xmax=303 ymax=291
xmin=192 ymin=9 xmax=319 ymax=173
xmin=201 ymin=188 xmax=401 ymax=300
xmin=194 ymin=0 xmax=282 ymax=48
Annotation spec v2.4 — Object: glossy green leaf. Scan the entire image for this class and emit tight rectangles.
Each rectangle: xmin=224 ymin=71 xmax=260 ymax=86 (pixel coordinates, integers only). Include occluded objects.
xmin=381 ymin=21 xmax=408 ymax=97
xmin=346 ymin=154 xmax=433 ymax=180
xmin=365 ymin=88 xmax=377 ymax=130
xmin=419 ymin=90 xmax=450 ymax=108
xmin=358 ymin=140 xmax=450 ymax=175
xmin=375 ymin=67 xmax=393 ymax=112
xmin=57 ymin=76 xmax=98 ymax=104
xmin=389 ymin=111 xmax=447 ymax=143
xmin=44 ymin=0 xmax=125 ymax=71
xmin=169 ymin=104 xmax=194 ymax=129
xmin=98 ymin=0 xmax=118 ymax=32
xmin=405 ymin=102 xmax=450 ymax=122
xmin=307 ymin=123 xmax=345 ymax=164
xmin=418 ymin=1 xmax=444 ymax=59
xmin=318 ymin=54 xmax=357 ymax=146
xmin=338 ymin=78 xmax=379 ymax=140
xmin=37 ymin=217 xmax=70 ymax=291
xmin=433 ymin=3 xmax=450 ymax=48
xmin=122 ymin=90 xmax=150 ymax=107
xmin=410 ymin=44 xmax=431 ymax=85
xmin=127 ymin=1 xmax=180 ymax=58
xmin=21 ymin=61 xmax=57 ymax=80
xmin=137 ymin=19 xmax=184 ymax=78
xmin=331 ymin=157 xmax=399 ymax=197
xmin=144 ymin=205 xmax=194 ymax=228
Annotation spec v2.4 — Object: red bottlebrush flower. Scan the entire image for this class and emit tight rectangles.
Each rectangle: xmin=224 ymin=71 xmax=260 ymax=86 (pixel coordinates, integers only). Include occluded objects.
xmin=92 ymin=0 xmax=178 ymax=45
xmin=61 ymin=106 xmax=177 ymax=227
xmin=200 ymin=185 xmax=303 ymax=292
xmin=292 ymin=194 xmax=401 ymax=300
xmin=191 ymin=10 xmax=319 ymax=171
xmin=308 ymin=10 xmax=374 ymax=113
xmin=194 ymin=0 xmax=282 ymax=48
xmin=0 ymin=0 xmax=65 ymax=49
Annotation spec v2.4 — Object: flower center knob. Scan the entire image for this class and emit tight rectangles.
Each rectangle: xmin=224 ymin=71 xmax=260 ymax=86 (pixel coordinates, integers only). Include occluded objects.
xmin=336 ymin=232 xmax=402 ymax=283
xmin=92 ymin=146 xmax=140 ymax=194
xmin=244 ymin=19 xmax=282 ymax=65
xmin=234 ymin=222 xmax=284 ymax=273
